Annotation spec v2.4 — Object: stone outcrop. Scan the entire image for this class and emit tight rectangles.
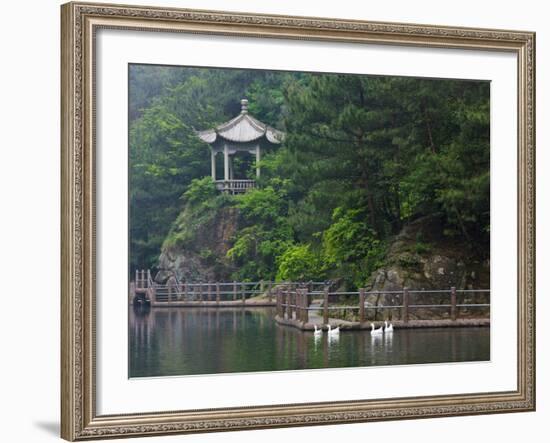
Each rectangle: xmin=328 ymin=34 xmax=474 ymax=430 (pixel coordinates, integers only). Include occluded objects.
xmin=364 ymin=216 xmax=489 ymax=319
xmin=155 ymin=205 xmax=240 ymax=283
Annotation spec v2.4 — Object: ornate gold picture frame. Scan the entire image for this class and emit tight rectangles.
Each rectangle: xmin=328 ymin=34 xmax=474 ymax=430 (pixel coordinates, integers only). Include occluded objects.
xmin=61 ymin=1 xmax=535 ymax=440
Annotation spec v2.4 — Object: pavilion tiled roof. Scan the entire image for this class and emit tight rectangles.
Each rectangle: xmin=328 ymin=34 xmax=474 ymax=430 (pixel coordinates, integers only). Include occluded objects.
xmin=196 ymin=99 xmax=284 ymax=145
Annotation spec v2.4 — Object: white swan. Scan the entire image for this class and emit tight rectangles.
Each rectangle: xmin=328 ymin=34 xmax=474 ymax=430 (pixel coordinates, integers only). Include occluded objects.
xmin=384 ymin=320 xmax=394 ymax=333
xmin=314 ymin=325 xmax=323 ymax=336
xmin=327 ymin=324 xmax=340 ymax=335
xmin=370 ymin=323 xmax=383 ymax=335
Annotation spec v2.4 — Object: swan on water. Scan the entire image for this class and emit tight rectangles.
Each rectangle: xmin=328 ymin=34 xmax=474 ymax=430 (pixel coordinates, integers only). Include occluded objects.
xmin=370 ymin=323 xmax=383 ymax=335
xmin=327 ymin=324 xmax=340 ymax=335
xmin=384 ymin=320 xmax=394 ymax=333
xmin=314 ymin=325 xmax=323 ymax=336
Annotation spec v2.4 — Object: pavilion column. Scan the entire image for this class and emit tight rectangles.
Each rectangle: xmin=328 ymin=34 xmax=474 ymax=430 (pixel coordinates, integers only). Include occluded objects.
xmin=256 ymin=145 xmax=261 ymax=178
xmin=211 ymin=149 xmax=216 ymax=180
xmin=224 ymin=145 xmax=229 ymax=182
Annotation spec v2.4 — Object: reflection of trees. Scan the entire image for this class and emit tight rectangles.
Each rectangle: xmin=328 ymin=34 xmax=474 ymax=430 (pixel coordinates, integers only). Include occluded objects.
xmin=129 ymin=308 xmax=490 ymax=377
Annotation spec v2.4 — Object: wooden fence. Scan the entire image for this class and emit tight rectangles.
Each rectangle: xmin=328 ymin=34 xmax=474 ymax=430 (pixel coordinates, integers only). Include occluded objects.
xmin=131 ymin=270 xmax=490 ymax=322
xmin=276 ymin=286 xmax=490 ymax=325
xmin=131 ymin=269 xmax=327 ymax=305
xmin=155 ymin=281 xmax=271 ymax=304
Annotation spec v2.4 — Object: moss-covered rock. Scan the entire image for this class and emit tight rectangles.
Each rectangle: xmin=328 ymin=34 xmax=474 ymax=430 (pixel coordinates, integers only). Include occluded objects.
xmin=156 ymin=198 xmax=241 ymax=283
xmin=364 ymin=216 xmax=489 ymax=320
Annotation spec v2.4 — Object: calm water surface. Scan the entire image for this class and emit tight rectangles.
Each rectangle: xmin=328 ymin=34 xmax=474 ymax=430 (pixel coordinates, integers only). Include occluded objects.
xmin=129 ymin=306 xmax=490 ymax=377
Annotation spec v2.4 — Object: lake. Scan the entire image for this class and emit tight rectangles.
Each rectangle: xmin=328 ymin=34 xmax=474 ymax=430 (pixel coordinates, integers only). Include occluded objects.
xmin=129 ymin=306 xmax=490 ymax=377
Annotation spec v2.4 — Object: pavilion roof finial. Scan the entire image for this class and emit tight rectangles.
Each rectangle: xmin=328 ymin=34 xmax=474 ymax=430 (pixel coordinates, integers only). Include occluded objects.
xmin=240 ymin=98 xmax=249 ymax=114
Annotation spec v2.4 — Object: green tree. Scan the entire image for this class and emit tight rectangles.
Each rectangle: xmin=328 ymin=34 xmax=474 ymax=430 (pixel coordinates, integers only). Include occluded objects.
xmin=276 ymin=244 xmax=323 ymax=281
xmin=227 ymin=187 xmax=293 ymax=280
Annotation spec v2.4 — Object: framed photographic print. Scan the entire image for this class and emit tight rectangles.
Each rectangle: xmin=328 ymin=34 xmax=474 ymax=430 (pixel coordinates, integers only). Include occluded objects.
xmin=61 ymin=1 xmax=536 ymax=440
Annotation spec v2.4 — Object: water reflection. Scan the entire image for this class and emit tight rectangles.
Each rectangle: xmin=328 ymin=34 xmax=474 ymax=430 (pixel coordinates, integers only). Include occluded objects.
xmin=369 ymin=333 xmax=384 ymax=365
xmin=313 ymin=332 xmax=322 ymax=348
xmin=129 ymin=307 xmax=490 ymax=377
xmin=328 ymin=332 xmax=340 ymax=347
xmin=384 ymin=330 xmax=394 ymax=351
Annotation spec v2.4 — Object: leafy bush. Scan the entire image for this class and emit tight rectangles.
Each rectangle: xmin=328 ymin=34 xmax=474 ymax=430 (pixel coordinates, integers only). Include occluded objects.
xmin=183 ymin=176 xmax=217 ymax=204
xmin=227 ymin=187 xmax=294 ymax=281
xmin=276 ymin=244 xmax=323 ymax=282
xmin=322 ymin=207 xmax=386 ymax=288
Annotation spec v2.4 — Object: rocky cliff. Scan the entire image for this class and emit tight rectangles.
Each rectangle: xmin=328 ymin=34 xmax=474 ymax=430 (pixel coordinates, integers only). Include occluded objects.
xmin=155 ymin=201 xmax=240 ymax=283
xmin=364 ymin=216 xmax=490 ymax=320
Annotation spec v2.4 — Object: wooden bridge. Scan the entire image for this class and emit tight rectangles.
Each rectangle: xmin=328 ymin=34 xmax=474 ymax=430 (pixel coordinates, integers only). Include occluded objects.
xmin=130 ymin=269 xmax=326 ymax=307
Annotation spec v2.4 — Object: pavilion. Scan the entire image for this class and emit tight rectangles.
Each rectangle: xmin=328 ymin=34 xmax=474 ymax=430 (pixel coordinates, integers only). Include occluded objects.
xmin=196 ymin=99 xmax=284 ymax=193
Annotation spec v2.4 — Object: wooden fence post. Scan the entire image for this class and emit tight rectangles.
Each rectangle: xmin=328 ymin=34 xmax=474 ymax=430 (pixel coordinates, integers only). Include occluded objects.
xmin=216 ymin=282 xmax=221 ymax=304
xmin=242 ymin=283 xmax=246 ymax=305
xmin=183 ymin=282 xmax=187 ymax=300
xmin=199 ymin=282 xmax=203 ymax=302
xmin=359 ymin=288 xmax=366 ymax=323
xmin=276 ymin=287 xmax=282 ymax=317
xmin=323 ymin=287 xmax=329 ymax=325
xmin=403 ymin=287 xmax=409 ymax=323
xmin=372 ymin=290 xmax=379 ymax=321
xmin=288 ymin=290 xmax=292 ymax=320
xmin=289 ymin=288 xmax=293 ymax=320
xmin=451 ymin=286 xmax=457 ymax=321
xmin=150 ymin=285 xmax=156 ymax=304
xmin=135 ymin=270 xmax=139 ymax=288
xmin=233 ymin=281 xmax=237 ymax=301
xmin=268 ymin=281 xmax=273 ymax=303
xmin=302 ymin=289 xmax=309 ymax=324
xmin=285 ymin=286 xmax=292 ymax=320
xmin=260 ymin=279 xmax=265 ymax=296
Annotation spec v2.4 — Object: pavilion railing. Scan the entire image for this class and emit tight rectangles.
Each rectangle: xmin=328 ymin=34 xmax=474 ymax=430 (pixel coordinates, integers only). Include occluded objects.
xmin=214 ymin=179 xmax=256 ymax=193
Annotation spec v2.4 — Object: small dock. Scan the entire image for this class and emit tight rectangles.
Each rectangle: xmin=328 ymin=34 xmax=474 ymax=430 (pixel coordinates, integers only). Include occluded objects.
xmin=274 ymin=286 xmax=490 ymax=330
xmin=275 ymin=316 xmax=490 ymax=331
xmin=130 ymin=270 xmax=490 ymax=330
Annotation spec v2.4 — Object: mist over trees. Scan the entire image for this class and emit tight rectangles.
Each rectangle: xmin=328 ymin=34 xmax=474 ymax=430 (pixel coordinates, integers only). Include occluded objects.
xmin=129 ymin=64 xmax=489 ymax=288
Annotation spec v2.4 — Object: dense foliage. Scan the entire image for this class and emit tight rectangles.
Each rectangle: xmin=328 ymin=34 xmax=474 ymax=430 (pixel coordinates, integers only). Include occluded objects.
xmin=129 ymin=65 xmax=489 ymax=288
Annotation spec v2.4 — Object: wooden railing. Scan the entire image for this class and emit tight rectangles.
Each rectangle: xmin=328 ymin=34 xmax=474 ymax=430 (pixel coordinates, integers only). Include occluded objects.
xmin=214 ymin=179 xmax=256 ymax=193
xmin=156 ymin=281 xmax=269 ymax=303
xmin=130 ymin=270 xmax=490 ymax=322
xmin=130 ymin=270 xmax=328 ymax=305
xmin=276 ymin=287 xmax=490 ymax=324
